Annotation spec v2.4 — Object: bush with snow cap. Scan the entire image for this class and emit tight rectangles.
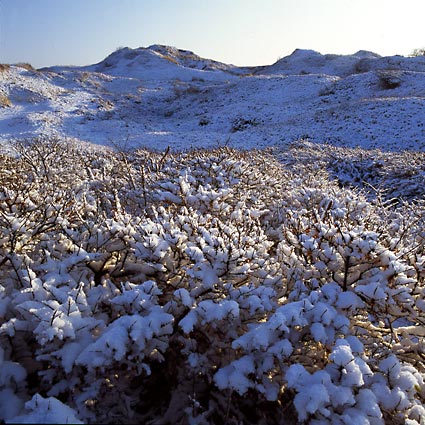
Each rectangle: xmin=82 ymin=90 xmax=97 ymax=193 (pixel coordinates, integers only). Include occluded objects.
xmin=0 ymin=138 xmax=424 ymax=423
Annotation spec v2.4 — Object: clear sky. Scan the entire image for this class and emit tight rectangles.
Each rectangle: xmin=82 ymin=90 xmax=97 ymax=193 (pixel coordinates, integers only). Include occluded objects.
xmin=0 ymin=0 xmax=424 ymax=68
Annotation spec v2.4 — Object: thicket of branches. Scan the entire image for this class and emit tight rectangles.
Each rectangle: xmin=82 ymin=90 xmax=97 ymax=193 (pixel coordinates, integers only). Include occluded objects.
xmin=0 ymin=138 xmax=424 ymax=424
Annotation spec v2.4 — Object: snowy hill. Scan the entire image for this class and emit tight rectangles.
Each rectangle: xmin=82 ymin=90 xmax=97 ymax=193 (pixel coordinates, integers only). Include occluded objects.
xmin=91 ymin=45 xmax=249 ymax=76
xmin=259 ymin=48 xmax=425 ymax=76
xmin=80 ymin=45 xmax=248 ymax=81
xmin=0 ymin=45 xmax=425 ymax=151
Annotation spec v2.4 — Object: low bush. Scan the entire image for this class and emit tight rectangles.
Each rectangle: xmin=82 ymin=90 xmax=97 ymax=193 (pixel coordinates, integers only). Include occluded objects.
xmin=0 ymin=137 xmax=424 ymax=424
xmin=410 ymin=48 xmax=425 ymax=57
xmin=376 ymin=70 xmax=403 ymax=90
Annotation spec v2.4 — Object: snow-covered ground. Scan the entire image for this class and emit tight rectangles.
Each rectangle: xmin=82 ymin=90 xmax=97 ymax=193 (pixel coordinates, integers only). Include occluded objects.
xmin=1 ymin=45 xmax=425 ymax=152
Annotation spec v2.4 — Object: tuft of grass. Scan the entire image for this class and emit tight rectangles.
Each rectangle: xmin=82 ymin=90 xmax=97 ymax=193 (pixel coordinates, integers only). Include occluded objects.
xmin=172 ymin=80 xmax=201 ymax=98
xmin=16 ymin=62 xmax=35 ymax=71
xmin=0 ymin=64 xmax=11 ymax=72
xmin=162 ymin=54 xmax=179 ymax=65
xmin=0 ymin=94 xmax=12 ymax=108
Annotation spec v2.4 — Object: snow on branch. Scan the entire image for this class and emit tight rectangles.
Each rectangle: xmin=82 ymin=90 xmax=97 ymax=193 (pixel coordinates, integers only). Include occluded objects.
xmin=0 ymin=139 xmax=424 ymax=423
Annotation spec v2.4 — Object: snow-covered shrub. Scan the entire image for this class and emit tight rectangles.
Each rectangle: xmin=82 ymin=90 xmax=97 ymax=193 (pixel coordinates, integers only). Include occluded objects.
xmin=282 ymin=140 xmax=425 ymax=202
xmin=0 ymin=138 xmax=424 ymax=424
xmin=6 ymin=393 xmax=82 ymax=424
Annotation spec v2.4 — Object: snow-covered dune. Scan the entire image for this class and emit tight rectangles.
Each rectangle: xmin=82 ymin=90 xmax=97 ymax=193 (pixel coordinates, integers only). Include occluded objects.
xmin=0 ymin=45 xmax=425 ymax=151
xmin=258 ymin=48 xmax=425 ymax=76
xmin=82 ymin=45 xmax=247 ymax=82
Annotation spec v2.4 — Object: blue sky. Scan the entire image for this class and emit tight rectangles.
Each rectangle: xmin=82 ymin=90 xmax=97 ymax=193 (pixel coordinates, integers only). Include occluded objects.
xmin=1 ymin=0 xmax=424 ymax=68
